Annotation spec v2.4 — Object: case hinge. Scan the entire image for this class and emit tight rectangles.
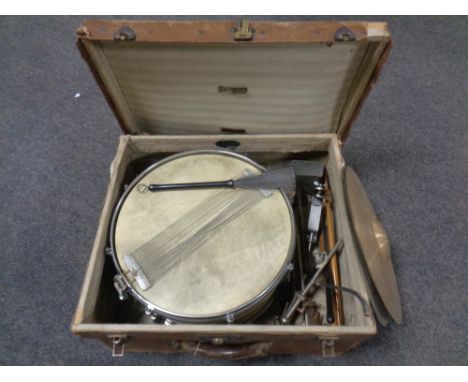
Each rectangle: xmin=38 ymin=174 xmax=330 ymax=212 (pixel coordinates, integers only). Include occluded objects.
xmin=113 ymin=26 xmax=136 ymax=41
xmin=109 ymin=335 xmax=128 ymax=357
xmin=334 ymin=27 xmax=356 ymax=42
xmin=318 ymin=336 xmax=340 ymax=357
xmin=233 ymin=19 xmax=254 ymax=41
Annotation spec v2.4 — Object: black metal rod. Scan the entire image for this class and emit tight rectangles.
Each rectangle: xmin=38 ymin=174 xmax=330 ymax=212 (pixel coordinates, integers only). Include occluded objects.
xmin=322 ymin=225 xmax=335 ymax=324
xmin=324 ymin=267 xmax=335 ymax=324
xmin=148 ymin=180 xmax=235 ymax=192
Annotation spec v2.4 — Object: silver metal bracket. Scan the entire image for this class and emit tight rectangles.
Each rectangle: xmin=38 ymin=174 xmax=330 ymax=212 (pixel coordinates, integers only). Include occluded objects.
xmin=110 ymin=335 xmax=128 ymax=357
xmin=113 ymin=275 xmax=129 ymax=301
xmin=307 ymin=181 xmax=325 ymax=246
xmin=145 ymin=307 xmax=159 ymax=321
xmin=319 ymin=336 xmax=339 ymax=357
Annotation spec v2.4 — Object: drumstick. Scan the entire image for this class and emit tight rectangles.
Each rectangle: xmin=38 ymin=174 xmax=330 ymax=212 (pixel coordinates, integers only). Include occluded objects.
xmin=294 ymin=189 xmax=306 ymax=291
xmin=147 ymin=166 xmax=296 ymax=194
xmin=324 ymin=177 xmax=345 ymax=326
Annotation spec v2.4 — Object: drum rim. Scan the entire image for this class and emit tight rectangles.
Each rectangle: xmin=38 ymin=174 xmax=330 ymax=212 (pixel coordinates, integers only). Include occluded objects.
xmin=109 ymin=149 xmax=296 ymax=323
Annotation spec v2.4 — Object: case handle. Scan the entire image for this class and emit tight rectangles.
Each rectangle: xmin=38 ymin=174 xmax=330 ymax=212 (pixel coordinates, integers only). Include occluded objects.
xmin=175 ymin=341 xmax=272 ymax=360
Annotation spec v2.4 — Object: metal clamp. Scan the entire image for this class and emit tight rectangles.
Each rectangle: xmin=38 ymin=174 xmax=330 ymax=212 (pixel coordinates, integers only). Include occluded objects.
xmin=313 ymin=181 xmax=325 ymax=199
xmin=113 ymin=275 xmax=129 ymax=301
xmin=144 ymin=307 xmax=160 ymax=321
xmin=110 ymin=335 xmax=128 ymax=357
xmin=319 ymin=336 xmax=339 ymax=357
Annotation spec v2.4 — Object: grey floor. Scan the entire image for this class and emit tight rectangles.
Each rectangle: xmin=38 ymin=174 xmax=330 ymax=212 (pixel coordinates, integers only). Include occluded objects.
xmin=1 ymin=16 xmax=467 ymax=365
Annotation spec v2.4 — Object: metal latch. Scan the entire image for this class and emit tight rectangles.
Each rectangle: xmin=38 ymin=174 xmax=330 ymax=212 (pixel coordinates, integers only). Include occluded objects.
xmin=233 ymin=19 xmax=254 ymax=41
xmin=110 ymin=335 xmax=128 ymax=357
xmin=319 ymin=336 xmax=339 ymax=357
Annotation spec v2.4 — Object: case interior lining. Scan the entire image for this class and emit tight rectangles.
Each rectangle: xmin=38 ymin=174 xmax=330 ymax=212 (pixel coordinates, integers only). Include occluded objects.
xmin=85 ymin=41 xmax=376 ymax=135
xmin=74 ymin=135 xmax=373 ymax=330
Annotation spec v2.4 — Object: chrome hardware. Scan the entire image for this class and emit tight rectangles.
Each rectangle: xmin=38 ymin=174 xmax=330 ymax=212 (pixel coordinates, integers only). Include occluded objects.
xmin=313 ymin=181 xmax=325 ymax=199
xmin=319 ymin=336 xmax=339 ymax=357
xmin=144 ymin=307 xmax=159 ymax=320
xmin=113 ymin=275 xmax=128 ymax=301
xmin=211 ymin=337 xmax=225 ymax=346
xmin=306 ymin=181 xmax=326 ymax=245
xmin=226 ymin=313 xmax=235 ymax=323
xmin=110 ymin=335 xmax=128 ymax=357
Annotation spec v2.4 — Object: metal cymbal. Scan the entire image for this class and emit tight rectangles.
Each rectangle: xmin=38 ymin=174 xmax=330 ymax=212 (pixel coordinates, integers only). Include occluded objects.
xmin=344 ymin=167 xmax=403 ymax=325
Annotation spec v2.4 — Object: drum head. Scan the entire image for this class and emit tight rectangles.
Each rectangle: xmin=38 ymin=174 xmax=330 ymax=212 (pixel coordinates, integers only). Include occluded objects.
xmin=110 ymin=151 xmax=295 ymax=322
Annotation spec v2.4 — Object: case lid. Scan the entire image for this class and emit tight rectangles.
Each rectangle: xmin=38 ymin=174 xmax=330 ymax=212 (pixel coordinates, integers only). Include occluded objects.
xmin=76 ymin=19 xmax=391 ymax=138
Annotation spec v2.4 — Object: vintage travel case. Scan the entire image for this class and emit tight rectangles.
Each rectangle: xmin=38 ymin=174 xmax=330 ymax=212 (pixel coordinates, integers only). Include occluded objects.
xmin=71 ymin=19 xmax=401 ymax=359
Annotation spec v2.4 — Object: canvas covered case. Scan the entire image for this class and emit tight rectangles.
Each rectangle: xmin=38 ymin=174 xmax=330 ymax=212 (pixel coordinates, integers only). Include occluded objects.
xmin=71 ymin=19 xmax=400 ymax=359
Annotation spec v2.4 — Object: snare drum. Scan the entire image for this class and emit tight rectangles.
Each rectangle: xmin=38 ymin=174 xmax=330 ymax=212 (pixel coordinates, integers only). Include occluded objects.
xmin=110 ymin=150 xmax=295 ymax=323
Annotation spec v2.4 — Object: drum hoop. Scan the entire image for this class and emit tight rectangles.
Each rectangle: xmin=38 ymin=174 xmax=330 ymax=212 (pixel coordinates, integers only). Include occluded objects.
xmin=109 ymin=149 xmax=296 ymax=323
